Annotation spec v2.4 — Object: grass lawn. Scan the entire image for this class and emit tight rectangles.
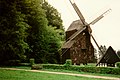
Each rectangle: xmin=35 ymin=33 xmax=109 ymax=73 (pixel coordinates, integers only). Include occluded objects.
xmin=1 ymin=66 xmax=120 ymax=78
xmin=43 ymin=69 xmax=120 ymax=78
xmin=0 ymin=69 xmax=107 ymax=80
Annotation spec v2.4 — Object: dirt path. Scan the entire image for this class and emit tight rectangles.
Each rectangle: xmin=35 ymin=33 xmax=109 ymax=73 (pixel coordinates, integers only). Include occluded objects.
xmin=1 ymin=68 xmax=120 ymax=80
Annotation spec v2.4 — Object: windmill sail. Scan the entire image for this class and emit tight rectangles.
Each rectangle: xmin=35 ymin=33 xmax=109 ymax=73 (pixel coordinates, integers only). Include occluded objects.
xmin=67 ymin=27 xmax=86 ymax=41
xmin=89 ymin=9 xmax=111 ymax=25
xmin=64 ymin=0 xmax=112 ymax=65
xmin=69 ymin=0 xmax=85 ymax=24
xmin=90 ymin=33 xmax=104 ymax=55
xmin=69 ymin=0 xmax=107 ymax=55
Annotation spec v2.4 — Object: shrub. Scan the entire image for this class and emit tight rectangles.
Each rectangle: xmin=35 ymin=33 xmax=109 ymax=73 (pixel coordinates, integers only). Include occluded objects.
xmin=99 ymin=67 xmax=113 ymax=74
xmin=30 ymin=58 xmax=35 ymax=66
xmin=18 ymin=63 xmax=31 ymax=66
xmin=31 ymin=64 xmax=120 ymax=75
xmin=64 ymin=59 xmax=72 ymax=67
xmin=42 ymin=64 xmax=64 ymax=70
xmin=111 ymin=68 xmax=120 ymax=75
xmin=79 ymin=66 xmax=98 ymax=73
xmin=5 ymin=60 xmax=21 ymax=66
xmin=116 ymin=62 xmax=120 ymax=68
xmin=32 ymin=64 xmax=43 ymax=70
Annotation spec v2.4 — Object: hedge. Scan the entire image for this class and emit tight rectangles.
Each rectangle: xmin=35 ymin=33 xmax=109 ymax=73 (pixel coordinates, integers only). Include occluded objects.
xmin=32 ymin=64 xmax=120 ymax=75
xmin=30 ymin=58 xmax=35 ymax=66
xmin=64 ymin=59 xmax=72 ymax=67
xmin=116 ymin=62 xmax=120 ymax=68
xmin=31 ymin=64 xmax=43 ymax=70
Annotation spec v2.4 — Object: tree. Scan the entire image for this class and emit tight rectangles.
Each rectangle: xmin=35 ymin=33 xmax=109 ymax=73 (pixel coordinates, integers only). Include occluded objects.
xmin=37 ymin=1 xmax=65 ymax=63
xmin=19 ymin=0 xmax=49 ymax=63
xmin=42 ymin=1 xmax=64 ymax=29
xmin=37 ymin=26 xmax=62 ymax=63
xmin=23 ymin=0 xmax=64 ymax=63
xmin=0 ymin=0 xmax=29 ymax=64
xmin=41 ymin=0 xmax=65 ymax=46
xmin=0 ymin=0 xmax=65 ymax=64
xmin=117 ymin=50 xmax=120 ymax=58
xmin=98 ymin=45 xmax=107 ymax=59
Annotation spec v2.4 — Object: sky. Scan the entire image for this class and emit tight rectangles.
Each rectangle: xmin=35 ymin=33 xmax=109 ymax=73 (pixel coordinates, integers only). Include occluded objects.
xmin=47 ymin=0 xmax=120 ymax=51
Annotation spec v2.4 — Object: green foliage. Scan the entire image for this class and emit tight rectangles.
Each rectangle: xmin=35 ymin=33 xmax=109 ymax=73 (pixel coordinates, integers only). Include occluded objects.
xmin=64 ymin=59 xmax=72 ymax=67
xmin=39 ymin=1 xmax=65 ymax=64
xmin=30 ymin=58 xmax=35 ymax=66
xmin=116 ymin=62 xmax=120 ymax=68
xmin=0 ymin=0 xmax=65 ymax=65
xmin=25 ymin=0 xmax=64 ymax=64
xmin=41 ymin=26 xmax=64 ymax=63
xmin=98 ymin=45 xmax=107 ymax=58
xmin=42 ymin=1 xmax=63 ymax=29
xmin=32 ymin=64 xmax=120 ymax=75
xmin=22 ymin=0 xmax=49 ymax=63
xmin=0 ymin=0 xmax=29 ymax=64
xmin=42 ymin=64 xmax=64 ymax=70
xmin=4 ymin=60 xmax=21 ymax=66
xmin=18 ymin=63 xmax=31 ymax=66
xmin=32 ymin=64 xmax=43 ymax=70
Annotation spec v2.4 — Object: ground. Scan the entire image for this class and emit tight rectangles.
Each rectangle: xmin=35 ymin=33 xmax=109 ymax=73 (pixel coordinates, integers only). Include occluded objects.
xmin=0 ymin=68 xmax=120 ymax=80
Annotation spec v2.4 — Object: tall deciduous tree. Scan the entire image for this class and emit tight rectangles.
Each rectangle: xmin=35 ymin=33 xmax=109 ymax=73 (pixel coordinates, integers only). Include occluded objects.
xmin=20 ymin=0 xmax=48 ymax=63
xmin=98 ymin=45 xmax=107 ymax=59
xmin=0 ymin=0 xmax=65 ymax=64
xmin=34 ymin=1 xmax=65 ymax=63
xmin=42 ymin=1 xmax=63 ymax=29
xmin=37 ymin=26 xmax=61 ymax=63
xmin=23 ymin=0 xmax=64 ymax=63
xmin=0 ymin=0 xmax=29 ymax=64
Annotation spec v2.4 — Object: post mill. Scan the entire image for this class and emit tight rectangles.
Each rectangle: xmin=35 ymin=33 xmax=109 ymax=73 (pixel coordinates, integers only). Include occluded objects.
xmin=61 ymin=0 xmax=111 ymax=65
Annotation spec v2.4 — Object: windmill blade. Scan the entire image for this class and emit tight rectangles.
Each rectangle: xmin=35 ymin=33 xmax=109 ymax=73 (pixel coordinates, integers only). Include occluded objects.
xmin=89 ymin=8 xmax=111 ymax=25
xmin=90 ymin=33 xmax=104 ymax=55
xmin=69 ymin=0 xmax=85 ymax=24
xmin=67 ymin=27 xmax=86 ymax=41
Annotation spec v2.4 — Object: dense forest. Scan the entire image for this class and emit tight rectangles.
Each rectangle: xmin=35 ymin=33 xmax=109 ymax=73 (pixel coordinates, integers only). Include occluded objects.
xmin=0 ymin=0 xmax=65 ymax=65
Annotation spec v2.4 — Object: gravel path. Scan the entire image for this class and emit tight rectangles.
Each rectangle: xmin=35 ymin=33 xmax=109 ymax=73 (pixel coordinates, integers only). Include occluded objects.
xmin=1 ymin=68 xmax=120 ymax=80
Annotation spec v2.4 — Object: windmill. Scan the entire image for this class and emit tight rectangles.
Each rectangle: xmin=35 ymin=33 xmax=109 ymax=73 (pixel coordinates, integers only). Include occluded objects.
xmin=61 ymin=0 xmax=111 ymax=65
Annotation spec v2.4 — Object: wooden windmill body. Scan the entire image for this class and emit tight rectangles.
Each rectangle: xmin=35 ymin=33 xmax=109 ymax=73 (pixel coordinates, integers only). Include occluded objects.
xmin=61 ymin=0 xmax=111 ymax=65
xmin=62 ymin=20 xmax=94 ymax=65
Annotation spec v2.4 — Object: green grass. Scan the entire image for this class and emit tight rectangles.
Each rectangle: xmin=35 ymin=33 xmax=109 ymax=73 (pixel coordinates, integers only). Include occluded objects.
xmin=2 ymin=65 xmax=120 ymax=78
xmin=43 ymin=69 xmax=120 ymax=78
xmin=0 ymin=69 xmax=106 ymax=80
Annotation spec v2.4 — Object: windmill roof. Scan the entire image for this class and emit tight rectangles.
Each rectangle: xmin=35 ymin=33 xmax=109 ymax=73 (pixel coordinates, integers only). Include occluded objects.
xmin=62 ymin=20 xmax=87 ymax=49
xmin=67 ymin=20 xmax=84 ymax=31
xmin=62 ymin=27 xmax=86 ymax=49
xmin=67 ymin=27 xmax=86 ymax=41
xmin=96 ymin=46 xmax=120 ymax=65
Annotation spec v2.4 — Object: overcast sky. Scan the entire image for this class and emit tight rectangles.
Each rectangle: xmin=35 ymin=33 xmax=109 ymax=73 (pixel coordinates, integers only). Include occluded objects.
xmin=48 ymin=0 xmax=120 ymax=51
